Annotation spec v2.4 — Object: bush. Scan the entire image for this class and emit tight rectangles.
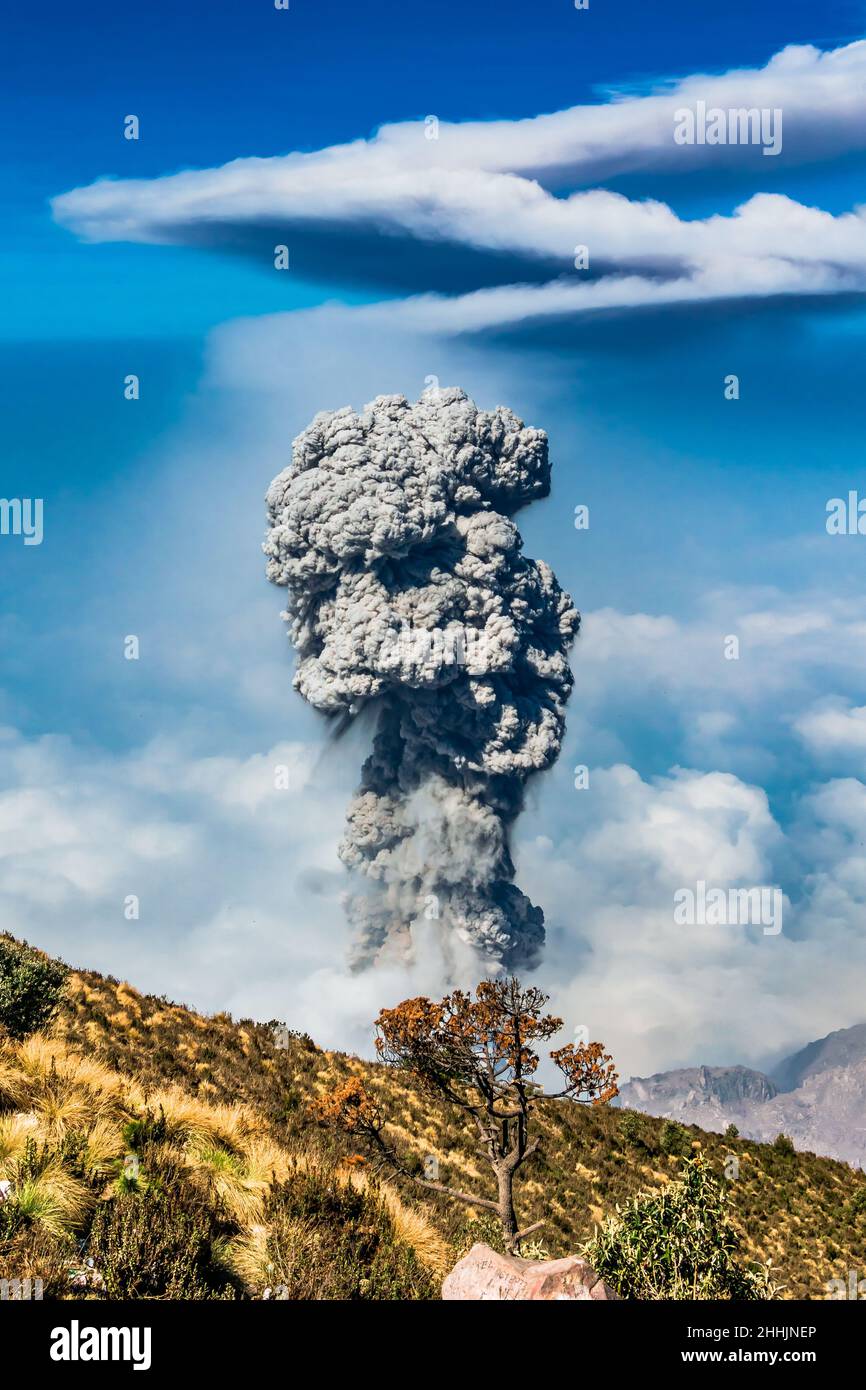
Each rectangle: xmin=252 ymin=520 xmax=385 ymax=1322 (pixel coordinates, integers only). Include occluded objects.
xmin=86 ymin=1181 xmax=235 ymax=1300
xmin=724 ymin=1124 xmax=740 ymax=1141
xmin=0 ymin=936 xmax=68 ymax=1040
xmin=0 ymin=1226 xmax=72 ymax=1299
xmin=257 ymin=1167 xmax=435 ymax=1300
xmin=850 ymin=1187 xmax=866 ymax=1218
xmin=452 ymin=1209 xmax=507 ymax=1258
xmin=121 ymin=1109 xmax=169 ymax=1151
xmin=660 ymin=1120 xmax=691 ymax=1157
xmin=584 ymin=1155 xmax=777 ymax=1300
xmin=619 ymin=1112 xmax=645 ymax=1149
xmin=773 ymin=1133 xmax=796 ymax=1157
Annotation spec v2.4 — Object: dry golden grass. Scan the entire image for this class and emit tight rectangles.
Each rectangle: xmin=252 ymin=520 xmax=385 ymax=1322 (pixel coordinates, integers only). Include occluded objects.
xmin=8 ymin=1034 xmax=141 ymax=1109
xmin=225 ymin=1222 xmax=270 ymax=1287
xmin=354 ymin=1173 xmax=451 ymax=1276
xmin=184 ymin=1135 xmax=293 ymax=1225
xmin=80 ymin=1118 xmax=125 ymax=1177
xmin=0 ymin=1057 xmax=28 ymax=1110
xmin=12 ymin=1160 xmax=92 ymax=1238
xmin=31 ymin=1088 xmax=95 ymax=1143
xmin=221 ymin=1151 xmax=449 ymax=1292
xmin=0 ymin=1113 xmax=36 ymax=1168
xmin=242 ymin=1136 xmax=294 ymax=1187
xmin=0 ymin=1030 xmax=315 ymax=1266
xmin=186 ymin=1145 xmax=264 ymax=1224
xmin=14 ymin=1033 xmax=64 ymax=1080
xmin=209 ymin=1104 xmax=268 ymax=1149
xmin=147 ymin=1087 xmax=231 ymax=1145
xmin=145 ymin=1089 xmax=268 ymax=1154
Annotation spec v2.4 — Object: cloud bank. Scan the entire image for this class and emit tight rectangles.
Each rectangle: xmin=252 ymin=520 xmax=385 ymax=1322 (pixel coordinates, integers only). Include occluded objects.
xmin=52 ymin=40 xmax=866 ymax=326
xmin=5 ymin=579 xmax=866 ymax=1079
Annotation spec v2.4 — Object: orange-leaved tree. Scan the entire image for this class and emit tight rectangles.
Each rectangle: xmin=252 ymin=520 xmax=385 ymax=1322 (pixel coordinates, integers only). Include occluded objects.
xmin=312 ymin=978 xmax=618 ymax=1253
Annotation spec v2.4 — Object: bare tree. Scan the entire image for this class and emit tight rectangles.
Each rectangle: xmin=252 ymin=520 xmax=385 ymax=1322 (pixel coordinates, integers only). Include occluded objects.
xmin=313 ymin=978 xmax=618 ymax=1252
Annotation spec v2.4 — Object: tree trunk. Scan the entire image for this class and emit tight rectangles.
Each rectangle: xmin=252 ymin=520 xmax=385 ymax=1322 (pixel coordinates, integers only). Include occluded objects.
xmin=495 ymin=1163 xmax=519 ymax=1253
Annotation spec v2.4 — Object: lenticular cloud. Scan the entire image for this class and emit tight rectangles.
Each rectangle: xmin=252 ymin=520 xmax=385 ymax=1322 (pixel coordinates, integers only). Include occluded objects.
xmin=264 ymin=387 xmax=577 ymax=970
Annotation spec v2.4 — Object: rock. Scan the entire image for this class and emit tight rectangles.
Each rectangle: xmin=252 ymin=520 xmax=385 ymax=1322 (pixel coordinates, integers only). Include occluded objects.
xmin=442 ymin=1243 xmax=621 ymax=1301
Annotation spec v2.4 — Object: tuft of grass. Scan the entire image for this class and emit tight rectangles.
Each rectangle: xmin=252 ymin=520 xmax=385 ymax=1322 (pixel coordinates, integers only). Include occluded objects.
xmin=0 ymin=1057 xmax=28 ymax=1110
xmin=343 ymin=1166 xmax=451 ymax=1277
xmin=31 ymin=1086 xmax=94 ymax=1145
xmin=80 ymin=1118 xmax=125 ymax=1178
xmin=146 ymin=1088 xmax=242 ymax=1148
xmin=2 ymin=1140 xmax=91 ymax=1240
xmin=0 ymin=1113 xmax=34 ymax=1167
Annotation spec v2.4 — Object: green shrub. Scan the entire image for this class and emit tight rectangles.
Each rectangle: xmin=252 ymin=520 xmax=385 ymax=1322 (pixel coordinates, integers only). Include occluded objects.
xmin=773 ymin=1133 xmax=796 ymax=1157
xmin=584 ymin=1155 xmax=777 ymax=1301
xmin=86 ymin=1182 xmax=235 ymax=1300
xmin=619 ymin=1112 xmax=645 ymax=1149
xmin=260 ymin=1168 xmax=435 ymax=1300
xmin=452 ymin=1209 xmax=507 ymax=1258
xmin=121 ymin=1109 xmax=169 ymax=1151
xmin=851 ymin=1187 xmax=866 ymax=1218
xmin=0 ymin=936 xmax=68 ymax=1040
xmin=724 ymin=1123 xmax=740 ymax=1141
xmin=660 ymin=1119 xmax=691 ymax=1157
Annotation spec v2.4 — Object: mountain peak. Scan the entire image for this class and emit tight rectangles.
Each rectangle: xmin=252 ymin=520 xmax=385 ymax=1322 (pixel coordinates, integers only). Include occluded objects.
xmin=773 ymin=1023 xmax=866 ymax=1093
xmin=621 ymin=1064 xmax=778 ymax=1112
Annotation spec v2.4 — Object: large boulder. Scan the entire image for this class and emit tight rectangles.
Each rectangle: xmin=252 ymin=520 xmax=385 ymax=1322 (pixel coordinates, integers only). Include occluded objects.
xmin=442 ymin=1243 xmax=621 ymax=1301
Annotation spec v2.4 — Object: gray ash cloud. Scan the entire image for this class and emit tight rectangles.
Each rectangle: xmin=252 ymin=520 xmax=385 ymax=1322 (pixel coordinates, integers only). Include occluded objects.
xmin=264 ymin=387 xmax=577 ymax=970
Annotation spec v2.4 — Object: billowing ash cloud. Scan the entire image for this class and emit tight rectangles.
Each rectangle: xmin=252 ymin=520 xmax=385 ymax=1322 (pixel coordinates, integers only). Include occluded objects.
xmin=264 ymin=387 xmax=577 ymax=970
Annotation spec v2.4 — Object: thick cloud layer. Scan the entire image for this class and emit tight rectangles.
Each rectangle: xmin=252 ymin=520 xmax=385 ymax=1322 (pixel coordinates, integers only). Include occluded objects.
xmin=51 ymin=41 xmax=866 ymax=324
xmin=264 ymin=387 xmax=577 ymax=968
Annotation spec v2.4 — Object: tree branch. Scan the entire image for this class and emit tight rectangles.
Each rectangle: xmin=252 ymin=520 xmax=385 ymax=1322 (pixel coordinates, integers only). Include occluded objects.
xmin=514 ymin=1219 xmax=546 ymax=1242
xmin=402 ymin=1173 xmax=499 ymax=1213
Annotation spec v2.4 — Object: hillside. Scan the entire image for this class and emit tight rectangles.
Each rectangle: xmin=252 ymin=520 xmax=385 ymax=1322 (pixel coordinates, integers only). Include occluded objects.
xmin=3 ymin=940 xmax=866 ymax=1299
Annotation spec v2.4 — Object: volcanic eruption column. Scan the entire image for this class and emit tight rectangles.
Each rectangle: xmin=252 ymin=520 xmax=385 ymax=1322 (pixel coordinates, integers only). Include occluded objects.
xmin=264 ymin=387 xmax=577 ymax=970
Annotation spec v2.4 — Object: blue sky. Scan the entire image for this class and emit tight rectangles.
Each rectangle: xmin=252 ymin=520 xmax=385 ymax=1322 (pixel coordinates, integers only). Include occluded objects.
xmin=4 ymin=1 xmax=866 ymax=1077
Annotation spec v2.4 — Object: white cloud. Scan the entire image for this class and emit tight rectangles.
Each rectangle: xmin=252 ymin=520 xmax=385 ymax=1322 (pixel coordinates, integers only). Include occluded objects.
xmin=318 ymin=256 xmax=866 ymax=334
xmin=0 ymin=726 xmax=495 ymax=1052
xmin=50 ymin=40 xmax=866 ymax=327
xmin=796 ymin=699 xmax=866 ymax=764
xmin=5 ymin=589 xmax=866 ymax=1077
xmin=522 ymin=759 xmax=866 ymax=1078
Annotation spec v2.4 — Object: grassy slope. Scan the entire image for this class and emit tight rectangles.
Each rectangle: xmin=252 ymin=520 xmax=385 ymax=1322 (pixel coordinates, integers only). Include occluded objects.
xmin=52 ymin=963 xmax=866 ymax=1300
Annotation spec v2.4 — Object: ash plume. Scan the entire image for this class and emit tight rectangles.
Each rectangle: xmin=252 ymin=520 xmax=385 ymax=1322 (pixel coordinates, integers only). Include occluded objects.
xmin=264 ymin=387 xmax=577 ymax=970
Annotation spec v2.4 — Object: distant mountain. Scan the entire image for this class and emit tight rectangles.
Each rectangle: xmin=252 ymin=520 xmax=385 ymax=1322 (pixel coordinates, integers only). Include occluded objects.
xmin=623 ymin=1065 xmax=778 ymax=1112
xmin=772 ymin=1024 xmax=866 ymax=1093
xmin=621 ymin=1026 xmax=866 ymax=1169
